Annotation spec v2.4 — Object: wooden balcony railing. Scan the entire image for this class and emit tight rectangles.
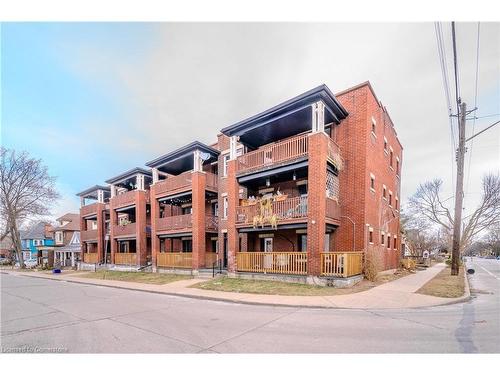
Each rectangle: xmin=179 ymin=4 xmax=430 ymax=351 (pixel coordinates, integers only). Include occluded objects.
xmin=236 ymin=133 xmax=309 ymax=174
xmin=112 ymin=223 xmax=136 ymax=237
xmin=154 ymin=172 xmax=192 ymax=196
xmin=236 ymin=252 xmax=307 ymax=275
xmin=320 ymin=252 xmax=363 ymax=277
xmin=114 ymin=253 xmax=137 ymax=265
xmin=205 ymin=172 xmax=218 ymax=191
xmin=112 ymin=190 xmax=137 ymax=208
xmin=81 ymin=202 xmax=98 ymax=217
xmin=205 ymin=214 xmax=218 ymax=231
xmin=157 ymin=252 xmax=192 ymax=268
xmin=156 ymin=214 xmax=192 ymax=232
xmin=205 ymin=252 xmax=217 ymax=266
xmin=327 ymin=138 xmax=342 ymax=168
xmin=83 ymin=253 xmax=98 ymax=263
xmin=236 ymin=196 xmax=308 ymax=225
xmin=325 ymin=197 xmax=341 ymax=220
xmin=81 ymin=229 xmax=98 ymax=242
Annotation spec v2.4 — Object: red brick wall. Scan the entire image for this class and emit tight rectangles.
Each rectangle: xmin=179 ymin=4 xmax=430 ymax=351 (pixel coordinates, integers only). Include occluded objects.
xmin=335 ymin=83 xmax=403 ymax=270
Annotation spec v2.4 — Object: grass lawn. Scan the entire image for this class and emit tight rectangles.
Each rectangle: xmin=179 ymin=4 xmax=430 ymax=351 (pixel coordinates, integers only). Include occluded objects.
xmin=416 ymin=266 xmax=465 ymax=298
xmin=76 ymin=270 xmax=191 ymax=285
xmin=190 ymin=276 xmax=375 ymax=296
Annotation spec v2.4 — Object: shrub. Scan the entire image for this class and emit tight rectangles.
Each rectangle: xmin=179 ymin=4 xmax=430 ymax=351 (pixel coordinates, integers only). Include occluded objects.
xmin=364 ymin=250 xmax=382 ymax=282
xmin=401 ymin=258 xmax=416 ymax=270
xmin=445 ymin=258 xmax=462 ymax=266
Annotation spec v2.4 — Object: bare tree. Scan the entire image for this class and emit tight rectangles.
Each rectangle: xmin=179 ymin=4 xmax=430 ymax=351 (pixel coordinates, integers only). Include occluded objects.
xmin=408 ymin=173 xmax=500 ymax=255
xmin=0 ymin=148 xmax=60 ymax=267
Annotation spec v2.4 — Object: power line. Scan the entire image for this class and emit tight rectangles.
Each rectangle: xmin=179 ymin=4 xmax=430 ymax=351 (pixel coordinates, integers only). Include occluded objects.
xmin=465 ymin=22 xmax=481 ymax=203
xmin=434 ymin=22 xmax=456 ymax=186
xmin=451 ymin=22 xmax=461 ymax=113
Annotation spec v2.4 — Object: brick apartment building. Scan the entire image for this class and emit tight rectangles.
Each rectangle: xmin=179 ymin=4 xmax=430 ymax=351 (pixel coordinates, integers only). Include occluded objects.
xmin=77 ymin=81 xmax=402 ymax=282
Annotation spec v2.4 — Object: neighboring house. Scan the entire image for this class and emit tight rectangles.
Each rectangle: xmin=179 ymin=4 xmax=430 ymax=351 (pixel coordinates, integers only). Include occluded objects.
xmin=51 ymin=213 xmax=81 ymax=267
xmin=77 ymin=82 xmax=403 ymax=282
xmin=20 ymin=222 xmax=55 ymax=263
xmin=0 ymin=235 xmax=14 ymax=259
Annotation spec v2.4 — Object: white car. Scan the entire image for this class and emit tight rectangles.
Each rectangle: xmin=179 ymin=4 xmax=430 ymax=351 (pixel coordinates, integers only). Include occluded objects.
xmin=15 ymin=258 xmax=38 ymax=269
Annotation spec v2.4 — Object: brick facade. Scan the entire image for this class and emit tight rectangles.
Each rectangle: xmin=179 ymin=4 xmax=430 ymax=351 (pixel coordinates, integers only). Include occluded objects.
xmin=78 ymin=81 xmax=402 ymax=274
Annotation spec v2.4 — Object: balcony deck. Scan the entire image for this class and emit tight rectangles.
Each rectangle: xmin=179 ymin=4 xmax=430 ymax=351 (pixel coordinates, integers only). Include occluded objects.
xmin=236 ymin=133 xmax=309 ymax=176
xmin=154 ymin=171 xmax=218 ymax=198
xmin=112 ymin=223 xmax=136 ymax=238
xmin=80 ymin=202 xmax=98 ymax=217
xmin=81 ymin=229 xmax=98 ymax=242
xmin=155 ymin=214 xmax=219 ymax=234
xmin=111 ymin=190 xmax=149 ymax=209
xmin=236 ymin=196 xmax=308 ymax=227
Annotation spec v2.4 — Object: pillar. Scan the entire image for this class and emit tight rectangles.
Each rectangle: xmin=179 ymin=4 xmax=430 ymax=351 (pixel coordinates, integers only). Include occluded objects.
xmin=191 ymin=171 xmax=206 ymax=269
xmin=150 ymin=185 xmax=160 ymax=271
xmin=96 ymin=203 xmax=105 ymax=263
xmin=306 ymin=132 xmax=328 ymax=276
xmin=226 ymin=159 xmax=240 ymax=273
xmin=136 ymin=191 xmax=148 ymax=266
xmin=110 ymin=203 xmax=117 ymax=264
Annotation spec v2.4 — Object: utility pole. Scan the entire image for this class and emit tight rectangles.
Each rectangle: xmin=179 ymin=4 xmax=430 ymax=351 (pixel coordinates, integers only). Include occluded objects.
xmin=451 ymin=100 xmax=466 ymax=275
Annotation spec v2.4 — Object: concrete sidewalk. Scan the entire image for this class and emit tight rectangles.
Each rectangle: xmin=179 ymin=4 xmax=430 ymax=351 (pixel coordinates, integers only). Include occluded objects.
xmin=1 ymin=263 xmax=470 ymax=309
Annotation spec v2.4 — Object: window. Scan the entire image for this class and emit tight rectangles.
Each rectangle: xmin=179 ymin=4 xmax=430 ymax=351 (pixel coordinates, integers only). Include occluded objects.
xmin=55 ymin=231 xmax=63 ymax=244
xmin=389 ymin=191 xmax=393 ymax=206
xmin=222 ymin=154 xmax=230 ymax=177
xmin=368 ymin=227 xmax=374 ymax=244
xmin=395 ymin=197 xmax=399 ymax=210
xmin=389 ymin=148 xmax=394 ymax=168
xmin=393 ymin=236 xmax=397 ymax=250
xmin=213 ymin=202 xmax=218 ymax=217
xmin=383 ymin=137 xmax=388 ymax=153
xmin=182 ymin=206 xmax=192 ymax=215
xmin=387 ymin=234 xmax=391 ymax=248
xmin=371 ymin=116 xmax=376 ymax=135
xmin=396 ymin=157 xmax=400 ymax=175
xmin=381 ymin=232 xmax=385 ymax=245
xmin=370 ymin=173 xmax=375 ymax=191
xmin=383 ymin=185 xmax=387 ymax=199
xmin=324 ymin=233 xmax=330 ymax=252
xmin=223 ymin=196 xmax=228 ymax=219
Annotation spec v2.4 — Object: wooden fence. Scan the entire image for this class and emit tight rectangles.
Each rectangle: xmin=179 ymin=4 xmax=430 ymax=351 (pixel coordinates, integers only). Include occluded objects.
xmin=157 ymin=252 xmax=193 ymax=268
xmin=114 ymin=253 xmax=137 ymax=265
xmin=320 ymin=252 xmax=363 ymax=277
xmin=236 ymin=252 xmax=307 ymax=275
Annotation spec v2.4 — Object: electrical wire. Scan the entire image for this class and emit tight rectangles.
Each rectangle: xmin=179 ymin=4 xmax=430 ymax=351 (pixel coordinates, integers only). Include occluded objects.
xmin=465 ymin=22 xmax=481 ymax=204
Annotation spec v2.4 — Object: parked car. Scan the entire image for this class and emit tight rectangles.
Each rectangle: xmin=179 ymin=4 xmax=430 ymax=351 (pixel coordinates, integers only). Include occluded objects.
xmin=0 ymin=257 xmax=12 ymax=265
xmin=15 ymin=258 xmax=38 ymax=269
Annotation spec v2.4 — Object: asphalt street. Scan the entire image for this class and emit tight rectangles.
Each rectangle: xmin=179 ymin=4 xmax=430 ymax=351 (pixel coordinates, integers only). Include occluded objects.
xmin=1 ymin=258 xmax=499 ymax=353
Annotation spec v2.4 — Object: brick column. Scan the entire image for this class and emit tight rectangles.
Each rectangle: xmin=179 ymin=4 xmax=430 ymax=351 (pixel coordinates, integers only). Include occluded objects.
xmin=136 ymin=191 xmax=148 ymax=266
xmin=110 ymin=203 xmax=117 ymax=264
xmin=96 ymin=203 xmax=105 ymax=263
xmin=191 ymin=171 xmax=206 ymax=269
xmin=307 ymin=132 xmax=328 ymax=276
xmin=79 ymin=208 xmax=86 ymax=256
xmin=150 ymin=186 xmax=160 ymax=271
xmin=226 ymin=160 xmax=240 ymax=273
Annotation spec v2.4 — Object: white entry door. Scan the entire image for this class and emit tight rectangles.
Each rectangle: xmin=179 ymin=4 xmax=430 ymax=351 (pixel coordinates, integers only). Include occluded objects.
xmin=264 ymin=238 xmax=273 ymax=268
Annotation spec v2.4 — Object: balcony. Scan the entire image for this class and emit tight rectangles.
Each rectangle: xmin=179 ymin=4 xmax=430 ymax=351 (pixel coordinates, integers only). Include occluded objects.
xmin=156 ymin=214 xmax=192 ymax=232
xmin=81 ymin=229 xmax=98 ymax=242
xmin=115 ymin=253 xmax=137 ymax=265
xmin=236 ymin=252 xmax=307 ymax=275
xmin=112 ymin=190 xmax=138 ymax=208
xmin=236 ymin=133 xmax=309 ymax=175
xmin=112 ymin=223 xmax=136 ymax=237
xmin=81 ymin=202 xmax=98 ymax=217
xmin=236 ymin=196 xmax=308 ymax=226
xmin=157 ymin=252 xmax=192 ymax=268
xmin=154 ymin=171 xmax=218 ymax=197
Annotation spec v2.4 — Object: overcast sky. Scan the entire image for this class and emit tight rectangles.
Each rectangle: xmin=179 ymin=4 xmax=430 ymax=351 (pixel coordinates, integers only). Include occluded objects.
xmin=1 ymin=22 xmax=499 ymax=220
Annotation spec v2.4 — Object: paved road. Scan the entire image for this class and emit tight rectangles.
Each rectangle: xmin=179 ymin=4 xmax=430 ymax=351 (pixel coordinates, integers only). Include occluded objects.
xmin=1 ymin=259 xmax=499 ymax=353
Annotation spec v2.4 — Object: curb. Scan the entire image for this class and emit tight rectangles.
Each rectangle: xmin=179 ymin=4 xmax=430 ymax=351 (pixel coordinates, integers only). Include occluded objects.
xmin=2 ymin=270 xmax=471 ymax=310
